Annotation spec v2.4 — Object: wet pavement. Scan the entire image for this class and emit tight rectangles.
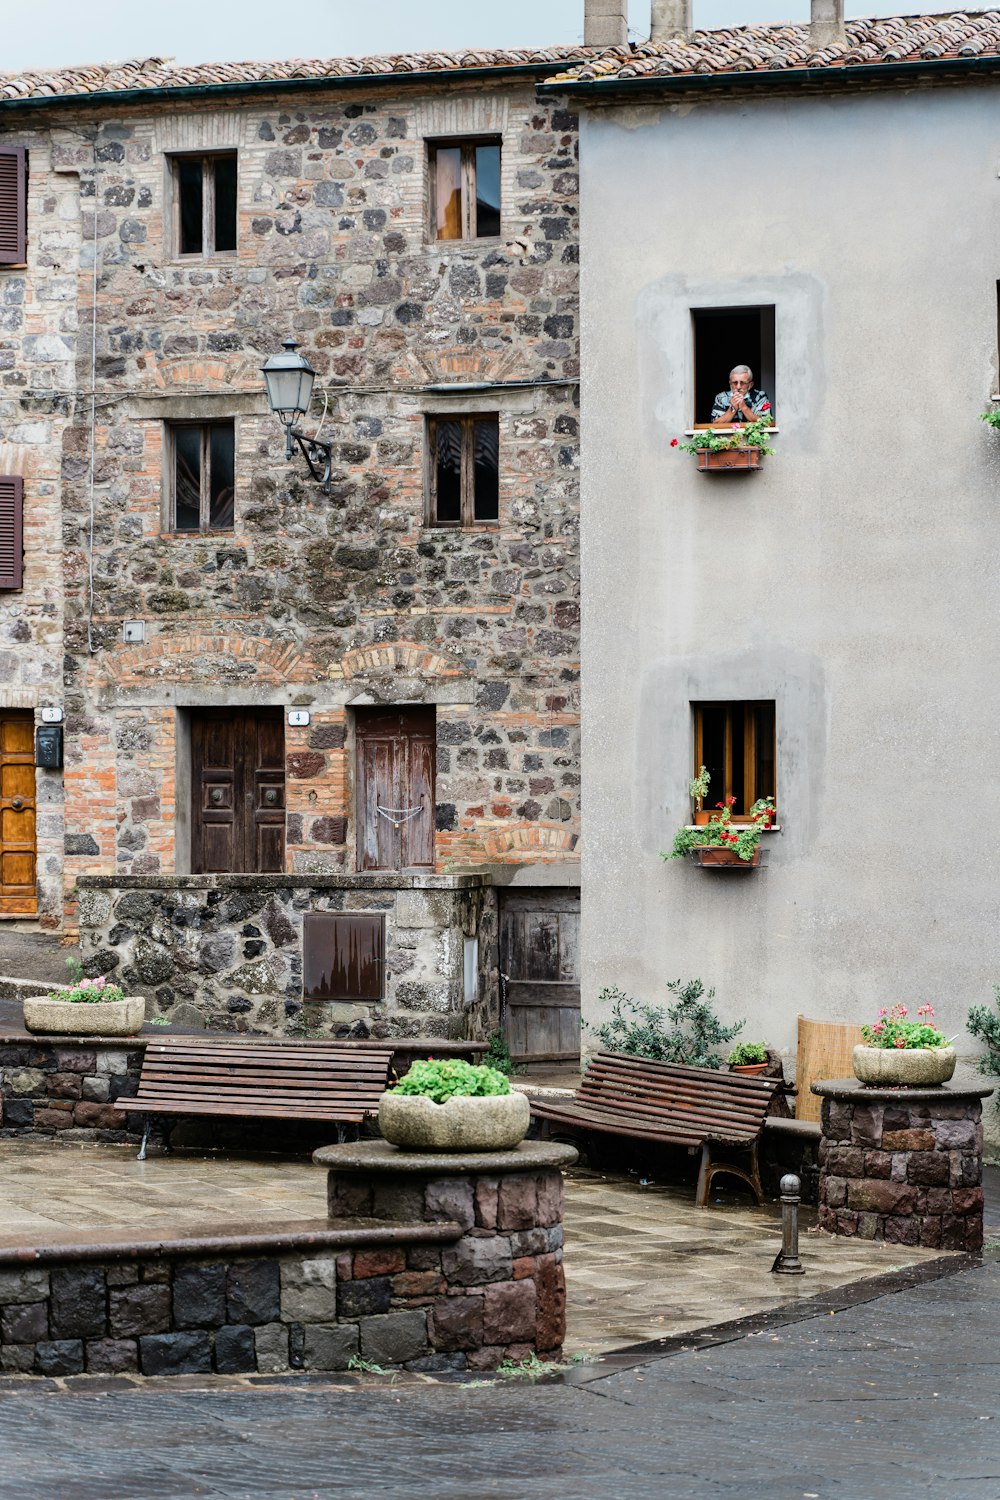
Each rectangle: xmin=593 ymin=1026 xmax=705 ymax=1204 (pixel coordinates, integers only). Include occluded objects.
xmin=0 ymin=1141 xmax=943 ymax=1356
xmin=0 ymin=1251 xmax=994 ymax=1499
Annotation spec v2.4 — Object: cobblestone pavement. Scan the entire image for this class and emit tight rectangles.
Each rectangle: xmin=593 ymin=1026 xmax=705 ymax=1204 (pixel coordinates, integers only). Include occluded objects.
xmin=0 ymin=1254 xmax=994 ymax=1500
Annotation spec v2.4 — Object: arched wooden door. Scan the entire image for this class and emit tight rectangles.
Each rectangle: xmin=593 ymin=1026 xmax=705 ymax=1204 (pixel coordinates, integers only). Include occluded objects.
xmin=0 ymin=712 xmax=36 ymax=914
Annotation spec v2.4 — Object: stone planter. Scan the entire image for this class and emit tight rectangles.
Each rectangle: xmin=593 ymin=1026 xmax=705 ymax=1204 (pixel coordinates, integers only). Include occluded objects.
xmin=22 ymin=995 xmax=146 ymax=1037
xmin=852 ymin=1044 xmax=956 ymax=1087
xmin=378 ymin=1089 xmax=530 ymax=1151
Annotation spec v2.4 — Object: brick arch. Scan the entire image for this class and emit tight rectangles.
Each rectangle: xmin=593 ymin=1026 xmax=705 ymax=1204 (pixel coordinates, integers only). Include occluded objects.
xmin=340 ymin=641 xmax=462 ymax=680
xmin=91 ymin=634 xmax=314 ymax=690
xmin=478 ymin=824 xmax=580 ymax=860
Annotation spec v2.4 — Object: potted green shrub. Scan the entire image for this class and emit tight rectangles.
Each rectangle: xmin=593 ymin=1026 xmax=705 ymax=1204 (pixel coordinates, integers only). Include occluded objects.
xmin=379 ymin=1058 xmax=530 ymax=1151
xmin=727 ymin=1042 xmax=770 ymax=1077
xmin=852 ymin=1004 xmax=955 ymax=1086
xmin=672 ymin=416 xmax=775 ymax=472
xmin=665 ymin=794 xmax=775 ymax=869
xmin=22 ymin=976 xmax=145 ymax=1037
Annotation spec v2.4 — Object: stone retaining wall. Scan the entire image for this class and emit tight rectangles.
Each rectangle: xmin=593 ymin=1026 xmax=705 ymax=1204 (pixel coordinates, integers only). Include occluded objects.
xmin=77 ymin=873 xmax=496 ymax=1039
xmin=0 ymin=1039 xmax=142 ymax=1144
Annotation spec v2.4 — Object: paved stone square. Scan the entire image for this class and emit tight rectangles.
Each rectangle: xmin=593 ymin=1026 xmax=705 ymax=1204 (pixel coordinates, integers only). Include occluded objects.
xmin=0 ymin=1142 xmax=941 ymax=1356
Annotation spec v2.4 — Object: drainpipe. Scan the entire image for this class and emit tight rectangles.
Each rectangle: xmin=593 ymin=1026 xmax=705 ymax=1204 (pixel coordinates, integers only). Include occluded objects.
xmin=650 ymin=0 xmax=693 ymax=41
xmin=584 ymin=0 xmax=628 ymax=47
xmin=810 ymin=0 xmax=845 ymax=50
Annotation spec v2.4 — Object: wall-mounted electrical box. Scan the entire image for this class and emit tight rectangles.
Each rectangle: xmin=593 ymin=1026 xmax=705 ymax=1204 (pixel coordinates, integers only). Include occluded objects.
xmin=35 ymin=725 xmax=63 ymax=769
xmin=123 ymin=621 xmax=145 ymax=644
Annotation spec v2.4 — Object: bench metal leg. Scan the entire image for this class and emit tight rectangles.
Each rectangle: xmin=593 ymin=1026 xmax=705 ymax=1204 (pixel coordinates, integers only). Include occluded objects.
xmin=696 ymin=1140 xmax=765 ymax=1209
xmin=138 ymin=1116 xmax=150 ymax=1162
xmin=137 ymin=1115 xmax=171 ymax=1161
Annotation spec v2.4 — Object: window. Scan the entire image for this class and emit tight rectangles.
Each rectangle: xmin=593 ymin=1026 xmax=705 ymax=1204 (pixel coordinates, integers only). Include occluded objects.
xmin=303 ymin=913 xmax=385 ymax=1002
xmin=693 ymin=701 xmax=776 ymax=819
xmin=0 ymin=148 xmax=26 ymax=266
xmin=169 ymin=421 xmax=235 ymax=532
xmin=428 ymin=139 xmax=501 ymax=241
xmin=171 ymin=152 xmax=237 ymax=258
xmin=0 ymin=476 xmax=23 ymax=589
xmin=692 ymin=306 xmax=775 ymax=426
xmin=427 ymin=415 xmax=499 ymax=527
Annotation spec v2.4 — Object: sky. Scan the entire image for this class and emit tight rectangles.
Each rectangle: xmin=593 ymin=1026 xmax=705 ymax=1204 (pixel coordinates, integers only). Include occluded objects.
xmin=0 ymin=0 xmax=931 ymax=73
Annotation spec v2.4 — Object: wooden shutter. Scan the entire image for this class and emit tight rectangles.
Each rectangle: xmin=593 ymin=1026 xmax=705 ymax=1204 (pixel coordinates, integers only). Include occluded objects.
xmin=0 ymin=148 xmax=26 ymax=265
xmin=0 ymin=476 xmax=23 ymax=590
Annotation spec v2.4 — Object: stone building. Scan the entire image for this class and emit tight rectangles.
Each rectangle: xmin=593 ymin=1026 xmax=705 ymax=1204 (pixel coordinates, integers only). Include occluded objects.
xmin=0 ymin=43 xmax=585 ymax=1050
xmin=553 ymin=2 xmax=1000 ymax=1081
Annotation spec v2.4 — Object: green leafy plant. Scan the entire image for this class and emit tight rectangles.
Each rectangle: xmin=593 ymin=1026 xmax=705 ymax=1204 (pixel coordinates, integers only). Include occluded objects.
xmin=727 ymin=1041 xmax=768 ymax=1066
xmin=482 ymin=1029 xmax=522 ymax=1077
xmin=689 ymin=764 xmax=710 ymax=810
xmin=586 ymin=978 xmax=743 ymax=1069
xmin=392 ymin=1058 xmax=511 ymax=1104
xmin=65 ymin=955 xmax=85 ymax=984
xmin=347 ymin=1355 xmax=391 ymax=1376
xmin=148 ymin=1015 xmax=172 ymax=1027
xmin=968 ymin=985 xmax=1000 ymax=1087
xmin=981 ymin=410 xmax=1000 ymax=430
xmin=49 ymin=976 xmax=125 ymax=1005
xmin=674 ymin=415 xmax=776 ymax=456
xmin=862 ymin=1003 xmax=947 ymax=1050
xmin=665 ymin=794 xmax=776 ymax=864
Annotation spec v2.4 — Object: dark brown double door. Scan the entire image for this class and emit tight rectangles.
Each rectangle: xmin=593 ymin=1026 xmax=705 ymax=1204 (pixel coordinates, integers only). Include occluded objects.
xmin=356 ymin=708 xmax=434 ymax=871
xmin=191 ymin=709 xmax=285 ymax=874
xmin=0 ymin=712 xmax=36 ymax=914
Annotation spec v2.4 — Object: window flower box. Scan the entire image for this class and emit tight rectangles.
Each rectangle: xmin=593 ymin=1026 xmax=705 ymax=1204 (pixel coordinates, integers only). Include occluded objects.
xmin=691 ymin=845 xmax=761 ymax=870
xmin=695 ymin=447 xmax=763 ymax=472
xmin=673 ymin=416 xmax=774 ymax=473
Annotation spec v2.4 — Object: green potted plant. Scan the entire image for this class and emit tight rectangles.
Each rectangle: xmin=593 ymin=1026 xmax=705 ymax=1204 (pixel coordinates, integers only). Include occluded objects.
xmin=852 ymin=1004 xmax=955 ymax=1086
xmin=379 ymin=1058 xmax=529 ymax=1151
xmin=22 ymin=976 xmax=146 ymax=1037
xmin=727 ymin=1042 xmax=770 ymax=1077
xmin=671 ymin=415 xmax=775 ymax=473
xmin=665 ymin=794 xmax=775 ymax=870
xmin=690 ymin=765 xmax=712 ymax=825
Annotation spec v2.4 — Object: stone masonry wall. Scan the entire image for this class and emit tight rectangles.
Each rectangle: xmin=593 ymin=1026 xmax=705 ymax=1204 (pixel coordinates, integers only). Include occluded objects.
xmin=2 ymin=77 xmax=583 ymax=923
xmin=0 ymin=1038 xmax=142 ymax=1142
xmin=818 ymin=1092 xmax=985 ymax=1250
xmin=77 ymin=874 xmax=497 ymax=1038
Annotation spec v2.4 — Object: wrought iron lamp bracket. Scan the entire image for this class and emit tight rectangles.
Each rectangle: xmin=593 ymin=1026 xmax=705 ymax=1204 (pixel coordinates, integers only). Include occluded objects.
xmin=285 ymin=424 xmax=333 ymax=493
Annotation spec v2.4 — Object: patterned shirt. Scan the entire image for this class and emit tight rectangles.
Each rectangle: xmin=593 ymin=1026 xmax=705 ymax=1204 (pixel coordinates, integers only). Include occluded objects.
xmin=710 ymin=388 xmax=772 ymax=424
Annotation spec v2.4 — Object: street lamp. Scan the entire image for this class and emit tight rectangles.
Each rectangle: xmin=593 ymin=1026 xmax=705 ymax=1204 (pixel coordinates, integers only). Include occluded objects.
xmin=261 ymin=339 xmax=334 ymax=493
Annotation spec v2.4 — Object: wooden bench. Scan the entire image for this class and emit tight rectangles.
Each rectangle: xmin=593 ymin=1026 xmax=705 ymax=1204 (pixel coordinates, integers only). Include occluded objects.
xmin=529 ymin=1050 xmax=786 ymax=1207
xmin=120 ymin=1039 xmax=394 ymax=1159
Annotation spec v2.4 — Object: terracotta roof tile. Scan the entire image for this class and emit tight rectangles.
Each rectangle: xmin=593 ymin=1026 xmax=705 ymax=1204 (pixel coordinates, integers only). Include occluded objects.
xmin=545 ymin=10 xmax=1000 ymax=85
xmin=0 ymin=45 xmax=594 ymax=105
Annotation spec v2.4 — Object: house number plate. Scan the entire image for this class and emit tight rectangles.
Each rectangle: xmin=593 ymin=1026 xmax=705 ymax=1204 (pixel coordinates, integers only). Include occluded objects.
xmin=287 ymin=710 xmax=311 ymax=726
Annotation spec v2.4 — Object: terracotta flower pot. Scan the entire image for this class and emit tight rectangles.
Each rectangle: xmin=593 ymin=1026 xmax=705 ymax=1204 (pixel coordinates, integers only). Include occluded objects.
xmin=22 ymin=995 xmax=146 ymax=1037
xmin=378 ymin=1089 xmax=530 ymax=1151
xmin=729 ymin=1062 xmax=769 ymax=1076
xmin=695 ymin=447 xmax=763 ymax=472
xmin=851 ymin=1044 xmax=956 ymax=1087
xmin=693 ymin=810 xmax=713 ymax=826
xmin=691 ymin=846 xmax=761 ymax=869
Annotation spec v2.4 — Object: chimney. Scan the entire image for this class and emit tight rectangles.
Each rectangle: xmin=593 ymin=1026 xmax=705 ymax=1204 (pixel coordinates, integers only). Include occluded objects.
xmin=650 ymin=0 xmax=693 ymax=41
xmin=810 ymin=0 xmax=845 ymax=49
xmin=584 ymin=0 xmax=628 ymax=47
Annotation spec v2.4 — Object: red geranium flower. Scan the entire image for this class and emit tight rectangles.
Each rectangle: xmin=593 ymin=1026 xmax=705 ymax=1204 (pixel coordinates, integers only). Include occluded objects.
xmin=670 ymin=438 xmax=679 ymax=447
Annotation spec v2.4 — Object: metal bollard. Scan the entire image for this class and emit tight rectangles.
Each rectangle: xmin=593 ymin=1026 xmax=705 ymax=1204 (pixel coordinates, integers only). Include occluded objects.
xmin=771 ymin=1173 xmax=805 ymax=1275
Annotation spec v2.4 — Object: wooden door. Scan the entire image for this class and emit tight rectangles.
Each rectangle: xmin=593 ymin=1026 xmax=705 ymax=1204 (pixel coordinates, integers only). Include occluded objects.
xmin=500 ymin=890 xmax=580 ymax=1063
xmin=356 ymin=708 xmax=435 ymax=872
xmin=191 ymin=709 xmax=284 ymax=875
xmin=0 ymin=712 xmax=36 ymax=914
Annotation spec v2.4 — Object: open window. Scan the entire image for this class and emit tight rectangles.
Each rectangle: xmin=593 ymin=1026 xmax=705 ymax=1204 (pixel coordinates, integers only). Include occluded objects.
xmin=171 ymin=152 xmax=237 ymax=258
xmin=428 ymin=139 xmax=501 ymax=241
xmin=692 ymin=306 xmax=775 ymax=427
xmin=693 ymin=701 xmax=775 ymax=820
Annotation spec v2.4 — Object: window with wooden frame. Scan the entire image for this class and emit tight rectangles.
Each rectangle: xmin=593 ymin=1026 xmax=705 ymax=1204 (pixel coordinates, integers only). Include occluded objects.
xmin=693 ymin=701 xmax=776 ymax=821
xmin=427 ymin=415 xmax=499 ymax=527
xmin=171 ymin=152 xmax=237 ymax=258
xmin=168 ymin=421 xmax=235 ymax=533
xmin=302 ymin=912 xmax=385 ymax=1002
xmin=0 ymin=148 xmax=26 ymax=266
xmin=692 ymin=306 xmax=775 ymax=427
xmin=428 ymin=139 xmax=501 ymax=241
xmin=0 ymin=476 xmax=23 ymax=589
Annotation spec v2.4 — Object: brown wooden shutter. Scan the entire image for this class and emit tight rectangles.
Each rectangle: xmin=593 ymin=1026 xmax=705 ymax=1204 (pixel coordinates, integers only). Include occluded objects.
xmin=0 ymin=476 xmax=23 ymax=590
xmin=0 ymin=148 xmax=26 ymax=265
